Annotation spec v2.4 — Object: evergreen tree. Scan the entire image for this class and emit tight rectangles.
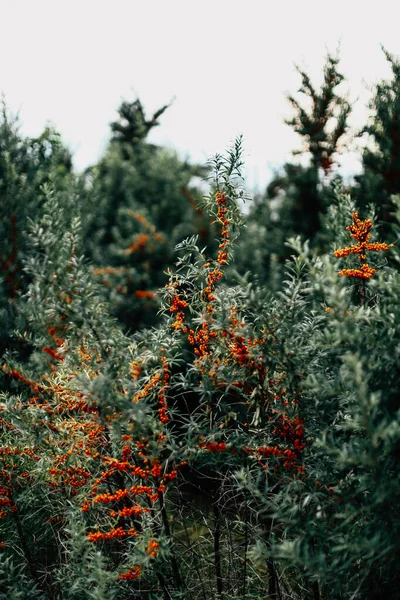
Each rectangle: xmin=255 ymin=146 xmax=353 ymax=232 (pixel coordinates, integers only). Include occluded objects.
xmin=238 ymin=53 xmax=351 ymax=287
xmin=355 ymin=47 xmax=400 ymax=231
xmin=279 ymin=51 xmax=351 ymax=240
xmin=286 ymin=52 xmax=351 ymax=174
xmin=79 ymin=96 xmax=214 ymax=331
xmin=110 ymin=97 xmax=170 ymax=147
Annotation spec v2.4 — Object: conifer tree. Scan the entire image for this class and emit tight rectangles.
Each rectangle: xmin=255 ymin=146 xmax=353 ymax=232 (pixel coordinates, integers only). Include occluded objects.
xmin=239 ymin=53 xmax=351 ymax=286
xmin=110 ymin=97 xmax=170 ymax=147
xmin=280 ymin=51 xmax=350 ymax=239
xmin=79 ymin=96 xmax=214 ymax=331
xmin=355 ymin=47 xmax=400 ymax=231
xmin=286 ymin=52 xmax=351 ymax=174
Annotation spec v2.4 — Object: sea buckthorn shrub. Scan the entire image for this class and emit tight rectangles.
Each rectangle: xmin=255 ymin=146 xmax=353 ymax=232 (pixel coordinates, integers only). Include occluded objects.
xmin=258 ymin=188 xmax=400 ymax=599
xmin=0 ymin=105 xmax=74 ymax=366
xmin=1 ymin=139 xmax=400 ymax=600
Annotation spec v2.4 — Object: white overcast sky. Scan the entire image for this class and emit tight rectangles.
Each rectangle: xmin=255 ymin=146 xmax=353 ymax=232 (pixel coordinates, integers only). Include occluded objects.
xmin=1 ymin=0 xmax=399 ymax=190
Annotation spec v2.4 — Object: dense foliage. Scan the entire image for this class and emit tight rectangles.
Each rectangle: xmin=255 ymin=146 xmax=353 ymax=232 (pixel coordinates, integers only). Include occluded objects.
xmin=1 ymin=48 xmax=400 ymax=600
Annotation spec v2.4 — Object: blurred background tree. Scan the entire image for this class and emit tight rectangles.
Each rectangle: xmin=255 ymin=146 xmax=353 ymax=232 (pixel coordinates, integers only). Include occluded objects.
xmin=353 ymin=47 xmax=400 ymax=234
xmin=78 ymin=97 xmax=216 ymax=331
xmin=235 ymin=52 xmax=351 ymax=286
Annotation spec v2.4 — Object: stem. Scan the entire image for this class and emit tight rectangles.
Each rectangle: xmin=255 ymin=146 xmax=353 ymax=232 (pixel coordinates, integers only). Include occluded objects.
xmin=179 ymin=494 xmax=208 ymax=600
xmin=158 ymin=490 xmax=183 ymax=591
xmin=214 ymin=501 xmax=223 ymax=599
xmin=265 ymin=518 xmax=280 ymax=600
xmin=360 ymin=279 xmax=366 ymax=307
xmin=143 ymin=494 xmax=173 ymax=600
xmin=156 ymin=572 xmax=173 ymax=600
xmin=12 ymin=507 xmax=42 ymax=592
xmin=268 ymin=557 xmax=278 ymax=600
xmin=242 ymin=493 xmax=248 ymax=598
xmin=312 ymin=580 xmax=322 ymax=600
xmin=310 ymin=537 xmax=322 ymax=600
xmin=226 ymin=525 xmax=233 ymax=594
